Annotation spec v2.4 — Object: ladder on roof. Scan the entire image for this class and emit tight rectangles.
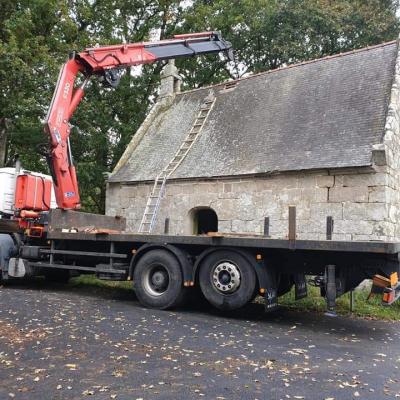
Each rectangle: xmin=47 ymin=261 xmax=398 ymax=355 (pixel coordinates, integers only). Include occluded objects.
xmin=139 ymin=93 xmax=216 ymax=234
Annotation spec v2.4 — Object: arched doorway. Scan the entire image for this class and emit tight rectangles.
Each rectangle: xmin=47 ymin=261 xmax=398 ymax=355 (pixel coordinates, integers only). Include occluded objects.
xmin=190 ymin=207 xmax=218 ymax=235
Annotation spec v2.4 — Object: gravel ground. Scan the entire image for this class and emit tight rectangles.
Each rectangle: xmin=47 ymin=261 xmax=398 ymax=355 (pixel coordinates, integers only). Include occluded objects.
xmin=0 ymin=281 xmax=399 ymax=400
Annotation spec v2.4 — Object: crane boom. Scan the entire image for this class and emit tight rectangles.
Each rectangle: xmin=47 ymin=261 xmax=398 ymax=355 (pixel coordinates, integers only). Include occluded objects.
xmin=44 ymin=32 xmax=233 ymax=210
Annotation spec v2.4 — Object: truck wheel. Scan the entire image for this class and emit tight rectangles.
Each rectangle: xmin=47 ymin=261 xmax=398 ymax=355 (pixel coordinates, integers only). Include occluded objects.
xmin=133 ymin=250 xmax=186 ymax=310
xmin=44 ymin=269 xmax=70 ymax=284
xmin=198 ymin=250 xmax=256 ymax=311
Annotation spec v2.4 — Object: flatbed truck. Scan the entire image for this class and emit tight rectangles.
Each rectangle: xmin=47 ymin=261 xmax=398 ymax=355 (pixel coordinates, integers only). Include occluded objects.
xmin=1 ymin=208 xmax=399 ymax=314
xmin=1 ymin=31 xmax=399 ymax=315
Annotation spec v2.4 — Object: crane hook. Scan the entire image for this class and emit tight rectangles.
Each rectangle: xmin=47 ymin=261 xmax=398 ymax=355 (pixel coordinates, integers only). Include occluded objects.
xmin=103 ymin=69 xmax=121 ymax=88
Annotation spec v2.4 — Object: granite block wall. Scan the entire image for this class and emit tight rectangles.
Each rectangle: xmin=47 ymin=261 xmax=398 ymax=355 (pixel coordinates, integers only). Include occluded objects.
xmin=106 ymin=167 xmax=395 ymax=240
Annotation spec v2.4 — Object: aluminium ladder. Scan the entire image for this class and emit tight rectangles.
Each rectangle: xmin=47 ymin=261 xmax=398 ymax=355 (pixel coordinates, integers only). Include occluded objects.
xmin=139 ymin=93 xmax=216 ymax=233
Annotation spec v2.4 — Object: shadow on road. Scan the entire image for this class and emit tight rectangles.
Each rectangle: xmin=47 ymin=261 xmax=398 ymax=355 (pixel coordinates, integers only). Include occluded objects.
xmin=1 ymin=277 xmax=390 ymax=337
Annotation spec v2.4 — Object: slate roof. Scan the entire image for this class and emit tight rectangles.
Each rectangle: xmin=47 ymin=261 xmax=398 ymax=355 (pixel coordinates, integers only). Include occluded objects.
xmin=110 ymin=41 xmax=398 ymax=183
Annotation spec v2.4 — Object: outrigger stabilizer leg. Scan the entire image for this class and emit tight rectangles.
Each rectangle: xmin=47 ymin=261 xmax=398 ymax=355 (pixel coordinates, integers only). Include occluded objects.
xmin=325 ymin=264 xmax=337 ymax=317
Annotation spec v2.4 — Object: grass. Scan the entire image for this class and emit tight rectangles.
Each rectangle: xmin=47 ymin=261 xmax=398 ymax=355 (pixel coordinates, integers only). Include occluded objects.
xmin=69 ymin=274 xmax=400 ymax=321
xmin=69 ymin=274 xmax=132 ymax=291
xmin=279 ymin=284 xmax=400 ymax=321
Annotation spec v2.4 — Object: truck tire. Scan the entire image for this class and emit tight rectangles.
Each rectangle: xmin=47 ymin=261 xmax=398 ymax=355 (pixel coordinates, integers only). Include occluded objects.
xmin=198 ymin=250 xmax=256 ymax=311
xmin=133 ymin=249 xmax=186 ymax=310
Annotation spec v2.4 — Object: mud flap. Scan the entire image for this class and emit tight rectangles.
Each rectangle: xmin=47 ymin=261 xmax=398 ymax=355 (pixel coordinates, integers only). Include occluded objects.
xmin=263 ymin=266 xmax=278 ymax=312
xmin=294 ymin=273 xmax=307 ymax=300
xmin=264 ymin=286 xmax=278 ymax=311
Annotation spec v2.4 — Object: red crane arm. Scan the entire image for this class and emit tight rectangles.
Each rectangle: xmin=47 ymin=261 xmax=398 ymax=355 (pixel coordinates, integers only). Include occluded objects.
xmin=44 ymin=32 xmax=233 ymax=210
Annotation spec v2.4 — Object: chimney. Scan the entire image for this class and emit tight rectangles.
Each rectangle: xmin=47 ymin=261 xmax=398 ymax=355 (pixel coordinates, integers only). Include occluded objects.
xmin=159 ymin=59 xmax=182 ymax=98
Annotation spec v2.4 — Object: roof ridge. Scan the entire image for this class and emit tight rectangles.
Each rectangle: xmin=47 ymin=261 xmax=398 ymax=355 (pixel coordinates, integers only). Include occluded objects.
xmin=177 ymin=39 xmax=398 ymax=96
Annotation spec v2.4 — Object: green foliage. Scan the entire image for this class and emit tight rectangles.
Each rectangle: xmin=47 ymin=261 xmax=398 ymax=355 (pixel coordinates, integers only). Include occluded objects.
xmin=0 ymin=0 xmax=398 ymax=212
xmin=178 ymin=0 xmax=400 ymax=81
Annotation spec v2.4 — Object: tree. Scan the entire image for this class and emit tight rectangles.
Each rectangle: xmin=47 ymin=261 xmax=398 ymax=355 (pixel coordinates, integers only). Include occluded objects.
xmin=0 ymin=0 xmax=181 ymax=212
xmin=175 ymin=0 xmax=399 ymax=85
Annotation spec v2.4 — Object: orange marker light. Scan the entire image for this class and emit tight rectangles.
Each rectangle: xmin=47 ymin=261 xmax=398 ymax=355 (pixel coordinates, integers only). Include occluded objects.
xmin=390 ymin=272 xmax=398 ymax=287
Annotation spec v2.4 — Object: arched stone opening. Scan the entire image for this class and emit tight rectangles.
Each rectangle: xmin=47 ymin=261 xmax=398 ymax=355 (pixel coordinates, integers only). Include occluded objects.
xmin=190 ymin=207 xmax=218 ymax=235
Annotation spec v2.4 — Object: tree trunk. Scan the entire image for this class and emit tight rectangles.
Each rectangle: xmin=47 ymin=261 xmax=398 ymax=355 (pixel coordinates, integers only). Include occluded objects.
xmin=0 ymin=118 xmax=8 ymax=167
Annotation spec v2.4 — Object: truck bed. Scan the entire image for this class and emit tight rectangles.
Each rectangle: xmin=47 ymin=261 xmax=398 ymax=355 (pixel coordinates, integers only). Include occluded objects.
xmin=44 ymin=209 xmax=400 ymax=255
xmin=47 ymin=230 xmax=400 ymax=255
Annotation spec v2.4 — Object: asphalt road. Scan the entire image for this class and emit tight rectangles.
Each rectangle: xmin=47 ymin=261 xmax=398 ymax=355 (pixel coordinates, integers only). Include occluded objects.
xmin=0 ymin=281 xmax=399 ymax=400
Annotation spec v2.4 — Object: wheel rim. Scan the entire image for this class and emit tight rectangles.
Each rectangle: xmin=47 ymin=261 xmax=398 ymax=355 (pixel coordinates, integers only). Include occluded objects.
xmin=142 ymin=264 xmax=170 ymax=297
xmin=211 ymin=261 xmax=241 ymax=294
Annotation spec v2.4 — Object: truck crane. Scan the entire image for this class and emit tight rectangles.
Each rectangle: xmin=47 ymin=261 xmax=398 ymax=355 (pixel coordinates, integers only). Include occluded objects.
xmin=44 ymin=31 xmax=233 ymax=211
xmin=0 ymin=31 xmax=399 ymax=314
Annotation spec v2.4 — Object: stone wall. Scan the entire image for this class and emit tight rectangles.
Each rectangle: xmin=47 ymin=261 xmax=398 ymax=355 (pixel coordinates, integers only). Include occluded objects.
xmin=381 ymin=41 xmax=400 ymax=241
xmin=106 ymin=167 xmax=396 ymax=240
